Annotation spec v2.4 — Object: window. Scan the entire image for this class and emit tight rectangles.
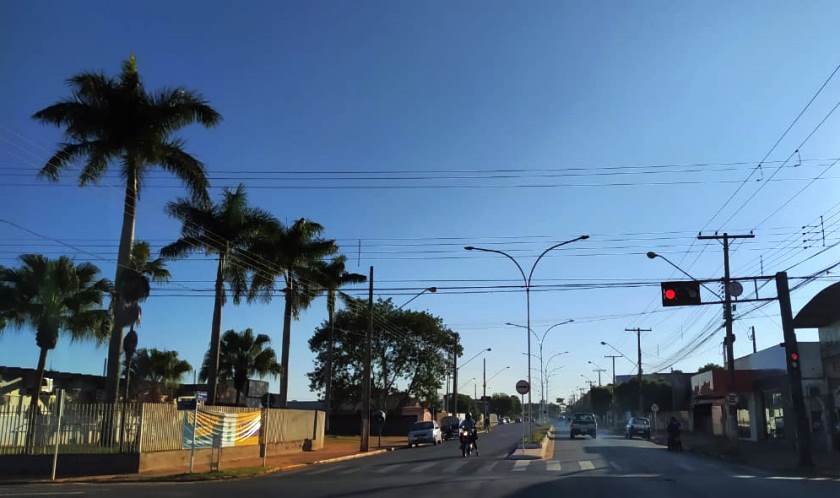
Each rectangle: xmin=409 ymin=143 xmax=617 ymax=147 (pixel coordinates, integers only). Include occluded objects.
xmin=411 ymin=421 xmax=433 ymax=430
xmin=763 ymin=391 xmax=785 ymax=439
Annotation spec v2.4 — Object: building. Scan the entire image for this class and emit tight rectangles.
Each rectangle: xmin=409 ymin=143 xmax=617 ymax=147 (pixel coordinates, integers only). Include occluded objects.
xmin=0 ymin=366 xmax=105 ymax=407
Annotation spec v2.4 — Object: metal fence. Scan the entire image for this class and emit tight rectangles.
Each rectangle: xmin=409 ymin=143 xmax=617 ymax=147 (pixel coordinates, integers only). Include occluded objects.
xmin=0 ymin=395 xmax=141 ymax=455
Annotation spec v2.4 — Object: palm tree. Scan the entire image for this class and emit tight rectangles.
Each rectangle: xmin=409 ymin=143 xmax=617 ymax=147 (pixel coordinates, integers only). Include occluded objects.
xmin=32 ymin=55 xmax=221 ymax=402
xmin=313 ymin=256 xmax=366 ymax=429
xmin=200 ymin=328 xmax=280 ymax=406
xmin=129 ymin=348 xmax=192 ymax=402
xmin=249 ymin=219 xmax=337 ymax=406
xmin=119 ymin=241 xmax=171 ymax=400
xmin=0 ymin=255 xmax=111 ymax=444
xmin=160 ymin=184 xmax=276 ymax=404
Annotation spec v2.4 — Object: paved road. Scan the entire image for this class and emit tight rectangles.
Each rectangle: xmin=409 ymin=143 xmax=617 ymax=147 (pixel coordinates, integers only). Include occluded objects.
xmin=2 ymin=421 xmax=838 ymax=497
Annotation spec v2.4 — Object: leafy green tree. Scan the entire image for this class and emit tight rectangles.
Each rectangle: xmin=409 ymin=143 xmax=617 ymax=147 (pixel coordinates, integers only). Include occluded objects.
xmin=307 ymin=298 xmax=453 ymax=412
xmin=589 ymin=386 xmax=612 ymax=417
xmin=33 ymin=56 xmax=221 ymax=402
xmin=249 ymin=219 xmax=337 ymax=405
xmin=200 ymin=328 xmax=280 ymax=406
xmin=614 ymin=379 xmax=672 ymax=414
xmin=312 ymin=256 xmax=366 ymax=427
xmin=161 ymin=184 xmax=276 ymax=404
xmin=697 ymin=363 xmax=722 ymax=373
xmin=0 ymin=255 xmax=111 ymax=442
xmin=130 ymin=348 xmax=192 ymax=401
xmin=489 ymin=393 xmax=519 ymax=418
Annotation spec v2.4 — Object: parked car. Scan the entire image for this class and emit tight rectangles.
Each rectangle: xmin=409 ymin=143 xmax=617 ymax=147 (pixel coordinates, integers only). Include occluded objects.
xmin=625 ymin=417 xmax=651 ymax=439
xmin=407 ymin=420 xmax=442 ymax=447
xmin=569 ymin=413 xmax=597 ymax=439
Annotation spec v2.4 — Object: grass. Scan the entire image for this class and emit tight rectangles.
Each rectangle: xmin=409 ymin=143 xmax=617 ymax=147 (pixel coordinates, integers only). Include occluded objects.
xmin=147 ymin=466 xmax=275 ymax=482
xmin=527 ymin=424 xmax=551 ymax=444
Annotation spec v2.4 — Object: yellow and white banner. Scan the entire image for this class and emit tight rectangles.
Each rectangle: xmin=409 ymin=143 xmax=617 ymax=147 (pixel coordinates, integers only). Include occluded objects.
xmin=182 ymin=408 xmax=261 ymax=448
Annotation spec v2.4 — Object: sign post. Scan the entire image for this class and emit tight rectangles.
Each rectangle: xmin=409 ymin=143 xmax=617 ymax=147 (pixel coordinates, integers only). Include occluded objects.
xmin=650 ymin=403 xmax=659 ymax=432
xmin=50 ymin=390 xmax=64 ymax=481
xmin=516 ymin=380 xmax=530 ymax=454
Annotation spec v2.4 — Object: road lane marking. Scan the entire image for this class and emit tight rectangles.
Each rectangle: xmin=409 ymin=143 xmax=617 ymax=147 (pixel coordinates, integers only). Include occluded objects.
xmin=375 ymin=463 xmax=402 ymax=474
xmin=0 ymin=494 xmax=84 ymax=497
xmin=767 ymin=476 xmax=805 ymax=480
xmin=444 ymin=460 xmax=469 ymax=473
xmin=676 ymin=462 xmax=695 ymax=472
xmin=609 ymin=462 xmax=622 ymax=472
xmin=409 ymin=461 xmax=439 ymax=473
xmin=546 ymin=461 xmax=562 ymax=472
xmin=512 ymin=460 xmax=530 ymax=472
xmin=733 ymin=475 xmax=756 ymax=479
xmin=480 ymin=461 xmax=500 ymax=473
xmin=578 ymin=460 xmax=594 ymax=470
xmin=307 ymin=465 xmax=339 ymax=475
xmin=338 ymin=466 xmax=362 ymax=475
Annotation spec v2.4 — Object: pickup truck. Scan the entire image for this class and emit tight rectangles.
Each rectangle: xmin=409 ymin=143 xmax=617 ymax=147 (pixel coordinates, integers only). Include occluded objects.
xmin=569 ymin=413 xmax=597 ymax=439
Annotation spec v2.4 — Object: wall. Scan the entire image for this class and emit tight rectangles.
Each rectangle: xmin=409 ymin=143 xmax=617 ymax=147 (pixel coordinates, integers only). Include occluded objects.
xmin=0 ymin=453 xmax=139 ymax=478
xmin=734 ymin=343 xmax=823 ymax=378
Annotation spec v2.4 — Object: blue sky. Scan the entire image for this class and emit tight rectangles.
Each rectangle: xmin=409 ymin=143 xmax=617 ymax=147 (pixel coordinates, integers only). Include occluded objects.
xmin=3 ymin=0 xmax=840 ymax=403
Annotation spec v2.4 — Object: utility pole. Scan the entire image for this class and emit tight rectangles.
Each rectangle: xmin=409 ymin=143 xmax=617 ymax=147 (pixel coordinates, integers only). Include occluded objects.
xmin=604 ymin=355 xmax=620 ymax=386
xmin=482 ymin=358 xmax=487 ymax=424
xmin=750 ymin=326 xmax=757 ymax=353
xmin=625 ymin=328 xmax=651 ymax=414
xmin=451 ymin=337 xmax=458 ymax=415
xmin=775 ymin=272 xmax=813 ymax=467
xmin=592 ymin=368 xmax=606 ymax=387
xmin=698 ymin=231 xmax=754 ymax=440
xmin=360 ymin=266 xmax=373 ymax=452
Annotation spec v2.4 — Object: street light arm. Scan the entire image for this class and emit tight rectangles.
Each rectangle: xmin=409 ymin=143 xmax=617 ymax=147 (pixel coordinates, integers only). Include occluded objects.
xmin=647 ymin=252 xmax=723 ymax=299
xmin=458 ymin=348 xmax=492 ymax=370
xmin=464 ymin=247 xmax=527 ymax=284
xmin=487 ymin=366 xmax=510 ymax=383
xmin=544 ymin=351 xmax=569 ymax=371
xmin=527 ymin=235 xmax=589 ymax=285
xmin=541 ymin=319 xmax=574 ymax=344
xmin=506 ymin=322 xmax=540 ymax=343
xmin=397 ymin=287 xmax=437 ymax=310
xmin=600 ymin=341 xmax=637 ymax=367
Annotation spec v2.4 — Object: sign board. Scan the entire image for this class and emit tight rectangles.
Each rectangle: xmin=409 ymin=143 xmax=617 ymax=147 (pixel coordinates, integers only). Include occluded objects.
xmin=516 ymin=380 xmax=530 ymax=395
xmin=177 ymin=398 xmax=197 ymax=411
xmin=374 ymin=410 xmax=386 ymax=422
xmin=726 ymin=393 xmax=738 ymax=406
xmin=650 ymin=403 xmax=659 ymax=413
xmin=196 ymin=391 xmax=208 ymax=403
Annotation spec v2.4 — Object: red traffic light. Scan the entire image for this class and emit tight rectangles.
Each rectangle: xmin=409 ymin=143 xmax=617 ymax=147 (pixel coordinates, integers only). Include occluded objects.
xmin=660 ymin=281 xmax=702 ymax=307
xmin=790 ymin=352 xmax=799 ymax=361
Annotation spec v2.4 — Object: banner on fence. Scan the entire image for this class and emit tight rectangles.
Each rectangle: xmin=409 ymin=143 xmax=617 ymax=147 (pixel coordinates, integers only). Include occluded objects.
xmin=182 ymin=408 xmax=261 ymax=449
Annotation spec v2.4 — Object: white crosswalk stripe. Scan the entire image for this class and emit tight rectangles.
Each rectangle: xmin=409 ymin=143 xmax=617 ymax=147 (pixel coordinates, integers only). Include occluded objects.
xmin=546 ymin=461 xmax=562 ymax=472
xmin=375 ymin=463 xmax=403 ymax=474
xmin=480 ymin=461 xmax=500 ymax=473
xmin=512 ymin=460 xmax=530 ymax=472
xmin=338 ymin=466 xmax=362 ymax=475
xmin=443 ymin=460 xmax=469 ymax=473
xmin=578 ymin=460 xmax=595 ymax=470
xmin=609 ymin=462 xmax=623 ymax=472
xmin=676 ymin=462 xmax=695 ymax=472
xmin=410 ymin=461 xmax=439 ymax=473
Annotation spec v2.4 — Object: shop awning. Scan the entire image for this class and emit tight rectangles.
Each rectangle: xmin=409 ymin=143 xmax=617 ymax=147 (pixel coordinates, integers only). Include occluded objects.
xmin=793 ymin=281 xmax=840 ymax=328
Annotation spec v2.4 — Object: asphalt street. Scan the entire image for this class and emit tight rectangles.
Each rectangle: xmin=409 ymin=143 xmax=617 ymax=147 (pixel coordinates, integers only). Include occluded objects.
xmin=1 ymin=421 xmax=838 ymax=498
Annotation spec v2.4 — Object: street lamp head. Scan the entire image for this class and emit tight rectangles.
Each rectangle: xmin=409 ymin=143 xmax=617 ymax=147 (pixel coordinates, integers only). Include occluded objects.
xmin=427 ymin=287 xmax=437 ymax=293
xmin=580 ymin=235 xmax=590 ymax=240
xmin=600 ymin=341 xmax=607 ymax=345
xmin=486 ymin=348 xmax=492 ymax=352
xmin=464 ymin=246 xmax=475 ymax=251
xmin=587 ymin=360 xmax=592 ymax=364
xmin=646 ymin=251 xmax=658 ymax=259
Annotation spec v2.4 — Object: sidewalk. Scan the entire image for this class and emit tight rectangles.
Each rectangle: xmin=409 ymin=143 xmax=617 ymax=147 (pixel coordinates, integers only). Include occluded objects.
xmin=0 ymin=435 xmax=408 ymax=485
xmin=651 ymin=431 xmax=840 ymax=478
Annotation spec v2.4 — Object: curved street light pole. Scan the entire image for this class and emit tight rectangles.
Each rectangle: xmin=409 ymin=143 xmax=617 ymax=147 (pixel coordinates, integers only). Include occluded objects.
xmin=467 ymin=235 xmax=588 ymax=434
xmin=397 ymin=287 xmax=438 ymax=310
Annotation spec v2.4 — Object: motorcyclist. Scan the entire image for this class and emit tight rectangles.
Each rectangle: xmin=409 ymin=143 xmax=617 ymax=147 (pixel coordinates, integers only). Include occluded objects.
xmin=667 ymin=416 xmax=681 ymax=449
xmin=459 ymin=413 xmax=478 ymax=455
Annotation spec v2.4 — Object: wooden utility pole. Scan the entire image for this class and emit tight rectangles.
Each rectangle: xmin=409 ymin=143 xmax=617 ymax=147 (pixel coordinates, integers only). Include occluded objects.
xmin=698 ymin=232 xmax=754 ymax=439
xmin=360 ymin=266 xmax=373 ymax=452
xmin=604 ymin=355 xmax=620 ymax=386
xmin=625 ymin=328 xmax=651 ymax=414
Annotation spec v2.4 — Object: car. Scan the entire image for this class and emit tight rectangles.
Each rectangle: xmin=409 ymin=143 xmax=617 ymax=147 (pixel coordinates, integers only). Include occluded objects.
xmin=569 ymin=413 xmax=597 ymax=439
xmin=625 ymin=417 xmax=651 ymax=439
xmin=503 ymin=417 xmax=511 ymax=424
xmin=407 ymin=420 xmax=442 ymax=447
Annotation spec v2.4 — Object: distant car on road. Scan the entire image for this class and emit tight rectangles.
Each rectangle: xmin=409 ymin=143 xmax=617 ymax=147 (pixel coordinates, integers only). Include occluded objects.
xmin=407 ymin=420 xmax=442 ymax=447
xmin=569 ymin=413 xmax=597 ymax=439
xmin=625 ymin=417 xmax=651 ymax=439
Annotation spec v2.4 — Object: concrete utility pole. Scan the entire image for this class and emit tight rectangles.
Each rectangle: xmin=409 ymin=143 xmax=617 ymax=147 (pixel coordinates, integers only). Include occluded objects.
xmin=775 ymin=272 xmax=813 ymax=467
xmin=750 ymin=325 xmax=757 ymax=353
xmin=360 ymin=266 xmax=373 ymax=452
xmin=452 ymin=344 xmax=458 ymax=414
xmin=604 ymin=355 xmax=620 ymax=386
xmin=698 ymin=232 xmax=754 ymax=440
xmin=625 ymin=328 xmax=651 ymax=414
xmin=592 ymin=368 xmax=606 ymax=387
xmin=482 ymin=358 xmax=487 ymax=423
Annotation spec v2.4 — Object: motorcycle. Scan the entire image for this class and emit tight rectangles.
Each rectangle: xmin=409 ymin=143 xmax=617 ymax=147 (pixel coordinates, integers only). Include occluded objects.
xmin=667 ymin=432 xmax=682 ymax=451
xmin=459 ymin=428 xmax=476 ymax=457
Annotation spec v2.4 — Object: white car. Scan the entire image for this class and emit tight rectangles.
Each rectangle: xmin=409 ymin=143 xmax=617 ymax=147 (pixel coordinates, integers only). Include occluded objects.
xmin=407 ymin=420 xmax=442 ymax=447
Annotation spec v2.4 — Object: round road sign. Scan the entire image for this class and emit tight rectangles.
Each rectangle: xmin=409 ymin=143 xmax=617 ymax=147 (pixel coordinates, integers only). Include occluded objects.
xmin=650 ymin=403 xmax=660 ymax=413
xmin=516 ymin=380 xmax=530 ymax=395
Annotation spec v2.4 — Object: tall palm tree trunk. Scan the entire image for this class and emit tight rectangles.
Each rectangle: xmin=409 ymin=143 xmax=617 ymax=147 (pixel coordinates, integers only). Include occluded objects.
xmin=105 ymin=170 xmax=138 ymax=403
xmin=207 ymin=252 xmax=226 ymax=405
xmin=25 ymin=347 xmax=49 ymax=452
xmin=324 ymin=302 xmax=335 ymax=433
xmin=278 ymin=280 xmax=294 ymax=407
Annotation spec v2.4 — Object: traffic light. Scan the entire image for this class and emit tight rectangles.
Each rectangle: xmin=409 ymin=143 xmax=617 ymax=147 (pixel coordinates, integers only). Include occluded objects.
xmin=789 ymin=351 xmax=800 ymax=370
xmin=660 ymin=281 xmax=702 ymax=307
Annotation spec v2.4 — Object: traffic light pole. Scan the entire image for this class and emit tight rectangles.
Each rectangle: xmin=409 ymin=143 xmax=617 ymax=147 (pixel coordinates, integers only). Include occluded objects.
xmin=625 ymin=328 xmax=651 ymax=415
xmin=775 ymin=272 xmax=813 ymax=467
xmin=698 ymin=232 xmax=754 ymax=440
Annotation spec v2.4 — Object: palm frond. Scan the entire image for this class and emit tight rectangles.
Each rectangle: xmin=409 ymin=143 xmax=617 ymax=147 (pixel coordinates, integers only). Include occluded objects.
xmin=156 ymin=139 xmax=209 ymax=204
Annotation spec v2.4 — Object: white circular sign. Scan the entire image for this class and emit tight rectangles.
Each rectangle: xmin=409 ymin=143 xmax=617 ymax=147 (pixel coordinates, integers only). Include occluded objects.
xmin=516 ymin=380 xmax=530 ymax=395
xmin=650 ymin=403 xmax=660 ymax=413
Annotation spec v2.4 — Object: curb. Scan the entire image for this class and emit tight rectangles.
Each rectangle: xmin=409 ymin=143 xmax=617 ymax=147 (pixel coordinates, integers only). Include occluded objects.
xmin=312 ymin=446 xmax=399 ymax=465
